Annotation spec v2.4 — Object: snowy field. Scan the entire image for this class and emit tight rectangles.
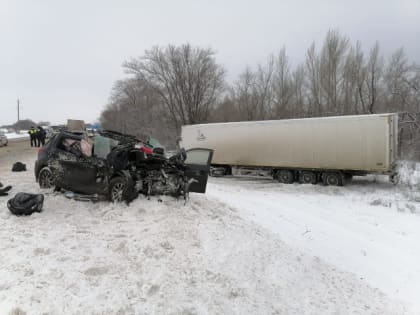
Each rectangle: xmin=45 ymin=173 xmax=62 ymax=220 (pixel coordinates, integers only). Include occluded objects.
xmin=0 ymin=142 xmax=419 ymax=314
xmin=3 ymin=131 xmax=29 ymax=140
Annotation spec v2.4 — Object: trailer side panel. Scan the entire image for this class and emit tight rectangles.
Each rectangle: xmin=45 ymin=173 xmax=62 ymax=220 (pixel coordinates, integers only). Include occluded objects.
xmin=180 ymin=114 xmax=398 ymax=173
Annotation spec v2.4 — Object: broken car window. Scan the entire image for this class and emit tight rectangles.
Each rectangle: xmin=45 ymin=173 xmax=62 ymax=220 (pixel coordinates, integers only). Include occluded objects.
xmin=94 ymin=135 xmax=118 ymax=159
xmin=184 ymin=149 xmax=211 ymax=165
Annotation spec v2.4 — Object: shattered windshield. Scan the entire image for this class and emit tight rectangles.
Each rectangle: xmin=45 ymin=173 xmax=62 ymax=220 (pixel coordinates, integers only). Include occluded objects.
xmin=147 ymin=137 xmax=163 ymax=149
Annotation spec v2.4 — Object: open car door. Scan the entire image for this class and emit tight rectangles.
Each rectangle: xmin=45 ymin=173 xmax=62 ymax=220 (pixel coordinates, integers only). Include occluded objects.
xmin=58 ymin=159 xmax=98 ymax=194
xmin=52 ymin=134 xmax=99 ymax=195
xmin=184 ymin=148 xmax=214 ymax=193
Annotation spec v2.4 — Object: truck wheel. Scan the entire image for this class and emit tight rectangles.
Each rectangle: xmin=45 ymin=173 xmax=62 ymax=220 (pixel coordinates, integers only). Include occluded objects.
xmin=300 ymin=171 xmax=317 ymax=184
xmin=322 ymin=172 xmax=343 ymax=186
xmin=278 ymin=170 xmax=294 ymax=184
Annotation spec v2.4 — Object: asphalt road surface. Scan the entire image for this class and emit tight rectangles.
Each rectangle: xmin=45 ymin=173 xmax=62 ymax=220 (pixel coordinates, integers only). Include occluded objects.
xmin=0 ymin=139 xmax=36 ymax=172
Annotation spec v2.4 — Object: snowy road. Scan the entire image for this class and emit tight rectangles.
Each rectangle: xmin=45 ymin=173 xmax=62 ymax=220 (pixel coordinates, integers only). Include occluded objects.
xmin=0 ymin=144 xmax=417 ymax=314
xmin=207 ymin=175 xmax=420 ymax=312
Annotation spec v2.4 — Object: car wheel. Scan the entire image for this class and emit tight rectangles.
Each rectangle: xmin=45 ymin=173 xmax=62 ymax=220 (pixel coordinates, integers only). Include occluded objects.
xmin=38 ymin=167 xmax=54 ymax=188
xmin=109 ymin=177 xmax=133 ymax=202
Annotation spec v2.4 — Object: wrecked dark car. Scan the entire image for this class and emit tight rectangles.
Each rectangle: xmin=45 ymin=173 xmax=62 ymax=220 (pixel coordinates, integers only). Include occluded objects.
xmin=34 ymin=130 xmax=213 ymax=202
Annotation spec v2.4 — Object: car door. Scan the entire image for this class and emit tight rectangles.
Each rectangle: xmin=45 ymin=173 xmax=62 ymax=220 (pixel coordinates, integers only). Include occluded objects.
xmin=59 ymin=158 xmax=98 ymax=194
xmin=184 ymin=148 xmax=214 ymax=193
xmin=51 ymin=136 xmax=98 ymax=194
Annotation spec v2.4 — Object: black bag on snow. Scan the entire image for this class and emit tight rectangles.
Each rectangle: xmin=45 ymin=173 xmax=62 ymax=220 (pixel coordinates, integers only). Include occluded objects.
xmin=7 ymin=193 xmax=44 ymax=216
xmin=12 ymin=162 xmax=27 ymax=172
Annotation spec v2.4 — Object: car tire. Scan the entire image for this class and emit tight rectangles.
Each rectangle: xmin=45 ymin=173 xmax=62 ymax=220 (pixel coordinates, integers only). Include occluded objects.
xmin=109 ymin=176 xmax=134 ymax=202
xmin=38 ymin=167 xmax=55 ymax=189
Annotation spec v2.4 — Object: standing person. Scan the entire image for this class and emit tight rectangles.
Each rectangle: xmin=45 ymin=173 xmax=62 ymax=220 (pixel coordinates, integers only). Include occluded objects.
xmin=34 ymin=127 xmax=40 ymax=147
xmin=28 ymin=126 xmax=36 ymax=147
xmin=37 ymin=126 xmax=46 ymax=146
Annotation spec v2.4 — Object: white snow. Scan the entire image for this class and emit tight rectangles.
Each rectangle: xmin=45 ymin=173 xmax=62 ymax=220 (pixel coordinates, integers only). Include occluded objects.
xmin=4 ymin=131 xmax=29 ymax=140
xmin=0 ymin=149 xmax=418 ymax=314
xmin=206 ymin=174 xmax=420 ymax=313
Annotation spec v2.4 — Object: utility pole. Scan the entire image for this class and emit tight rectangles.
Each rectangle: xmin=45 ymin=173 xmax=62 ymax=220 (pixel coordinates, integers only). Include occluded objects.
xmin=17 ymin=98 xmax=20 ymax=122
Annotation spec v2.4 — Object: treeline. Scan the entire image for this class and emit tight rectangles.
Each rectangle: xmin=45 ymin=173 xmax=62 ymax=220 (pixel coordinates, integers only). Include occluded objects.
xmin=100 ymin=29 xmax=420 ymax=148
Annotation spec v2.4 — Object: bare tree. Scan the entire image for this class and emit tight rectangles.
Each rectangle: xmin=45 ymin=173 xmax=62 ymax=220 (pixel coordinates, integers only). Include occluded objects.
xmin=385 ymin=48 xmax=420 ymax=112
xmin=305 ymin=42 xmax=322 ymax=116
xmin=272 ymin=48 xmax=294 ymax=118
xmin=123 ymin=44 xmax=225 ymax=129
xmin=101 ymin=30 xmax=420 ymax=151
xmin=357 ymin=42 xmax=383 ymax=113
xmin=232 ymin=57 xmax=274 ymax=121
xmin=233 ymin=67 xmax=259 ymax=120
xmin=291 ymin=64 xmax=307 ymax=117
xmin=254 ymin=56 xmax=275 ymax=119
xmin=319 ymin=29 xmax=349 ymax=115
xmin=100 ymin=78 xmax=176 ymax=146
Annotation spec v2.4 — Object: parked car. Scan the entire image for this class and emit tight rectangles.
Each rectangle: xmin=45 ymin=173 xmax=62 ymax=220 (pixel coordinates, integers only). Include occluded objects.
xmin=0 ymin=132 xmax=8 ymax=147
xmin=34 ymin=130 xmax=213 ymax=202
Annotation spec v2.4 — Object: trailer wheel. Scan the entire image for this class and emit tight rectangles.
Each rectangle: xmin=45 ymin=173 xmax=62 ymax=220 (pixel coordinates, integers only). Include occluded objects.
xmin=300 ymin=171 xmax=317 ymax=184
xmin=278 ymin=170 xmax=294 ymax=184
xmin=322 ymin=172 xmax=343 ymax=186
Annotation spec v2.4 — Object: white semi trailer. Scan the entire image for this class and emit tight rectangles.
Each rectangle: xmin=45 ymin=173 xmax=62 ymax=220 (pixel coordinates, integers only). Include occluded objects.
xmin=179 ymin=113 xmax=399 ymax=186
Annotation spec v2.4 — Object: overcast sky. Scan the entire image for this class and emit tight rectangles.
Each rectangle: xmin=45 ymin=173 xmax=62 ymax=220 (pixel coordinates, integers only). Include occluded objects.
xmin=0 ymin=0 xmax=419 ymax=126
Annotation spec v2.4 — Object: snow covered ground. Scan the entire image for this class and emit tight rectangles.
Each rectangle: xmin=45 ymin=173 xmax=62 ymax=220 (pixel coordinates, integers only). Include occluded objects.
xmin=207 ymin=174 xmax=420 ymax=312
xmin=4 ymin=131 xmax=29 ymax=140
xmin=0 ymin=144 xmax=418 ymax=314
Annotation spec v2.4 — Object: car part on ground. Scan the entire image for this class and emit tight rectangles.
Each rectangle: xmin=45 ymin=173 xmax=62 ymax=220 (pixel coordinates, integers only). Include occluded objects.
xmin=0 ymin=182 xmax=12 ymax=196
xmin=34 ymin=130 xmax=213 ymax=203
xmin=7 ymin=193 xmax=44 ymax=216
xmin=63 ymin=190 xmax=99 ymax=202
xmin=12 ymin=162 xmax=27 ymax=172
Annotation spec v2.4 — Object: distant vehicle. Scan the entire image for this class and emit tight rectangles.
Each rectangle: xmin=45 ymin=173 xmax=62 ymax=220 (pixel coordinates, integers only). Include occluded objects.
xmin=180 ymin=113 xmax=399 ymax=186
xmin=35 ymin=130 xmax=213 ymax=202
xmin=0 ymin=132 xmax=8 ymax=147
xmin=86 ymin=128 xmax=95 ymax=138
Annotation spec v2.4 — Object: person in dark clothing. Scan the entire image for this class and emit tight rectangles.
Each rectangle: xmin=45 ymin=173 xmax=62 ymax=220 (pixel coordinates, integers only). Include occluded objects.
xmin=34 ymin=127 xmax=40 ymax=147
xmin=28 ymin=126 xmax=37 ymax=147
xmin=37 ymin=126 xmax=46 ymax=146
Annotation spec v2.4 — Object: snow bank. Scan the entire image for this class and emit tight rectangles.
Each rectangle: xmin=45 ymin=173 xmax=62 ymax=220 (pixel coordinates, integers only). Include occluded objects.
xmin=207 ymin=176 xmax=420 ymax=314
xmin=397 ymin=160 xmax=420 ymax=188
xmin=5 ymin=131 xmax=29 ymax=140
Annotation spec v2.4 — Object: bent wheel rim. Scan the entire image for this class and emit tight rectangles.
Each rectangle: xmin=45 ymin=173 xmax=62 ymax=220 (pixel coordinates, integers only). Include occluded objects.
xmin=39 ymin=170 xmax=53 ymax=188
xmin=111 ymin=182 xmax=126 ymax=202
